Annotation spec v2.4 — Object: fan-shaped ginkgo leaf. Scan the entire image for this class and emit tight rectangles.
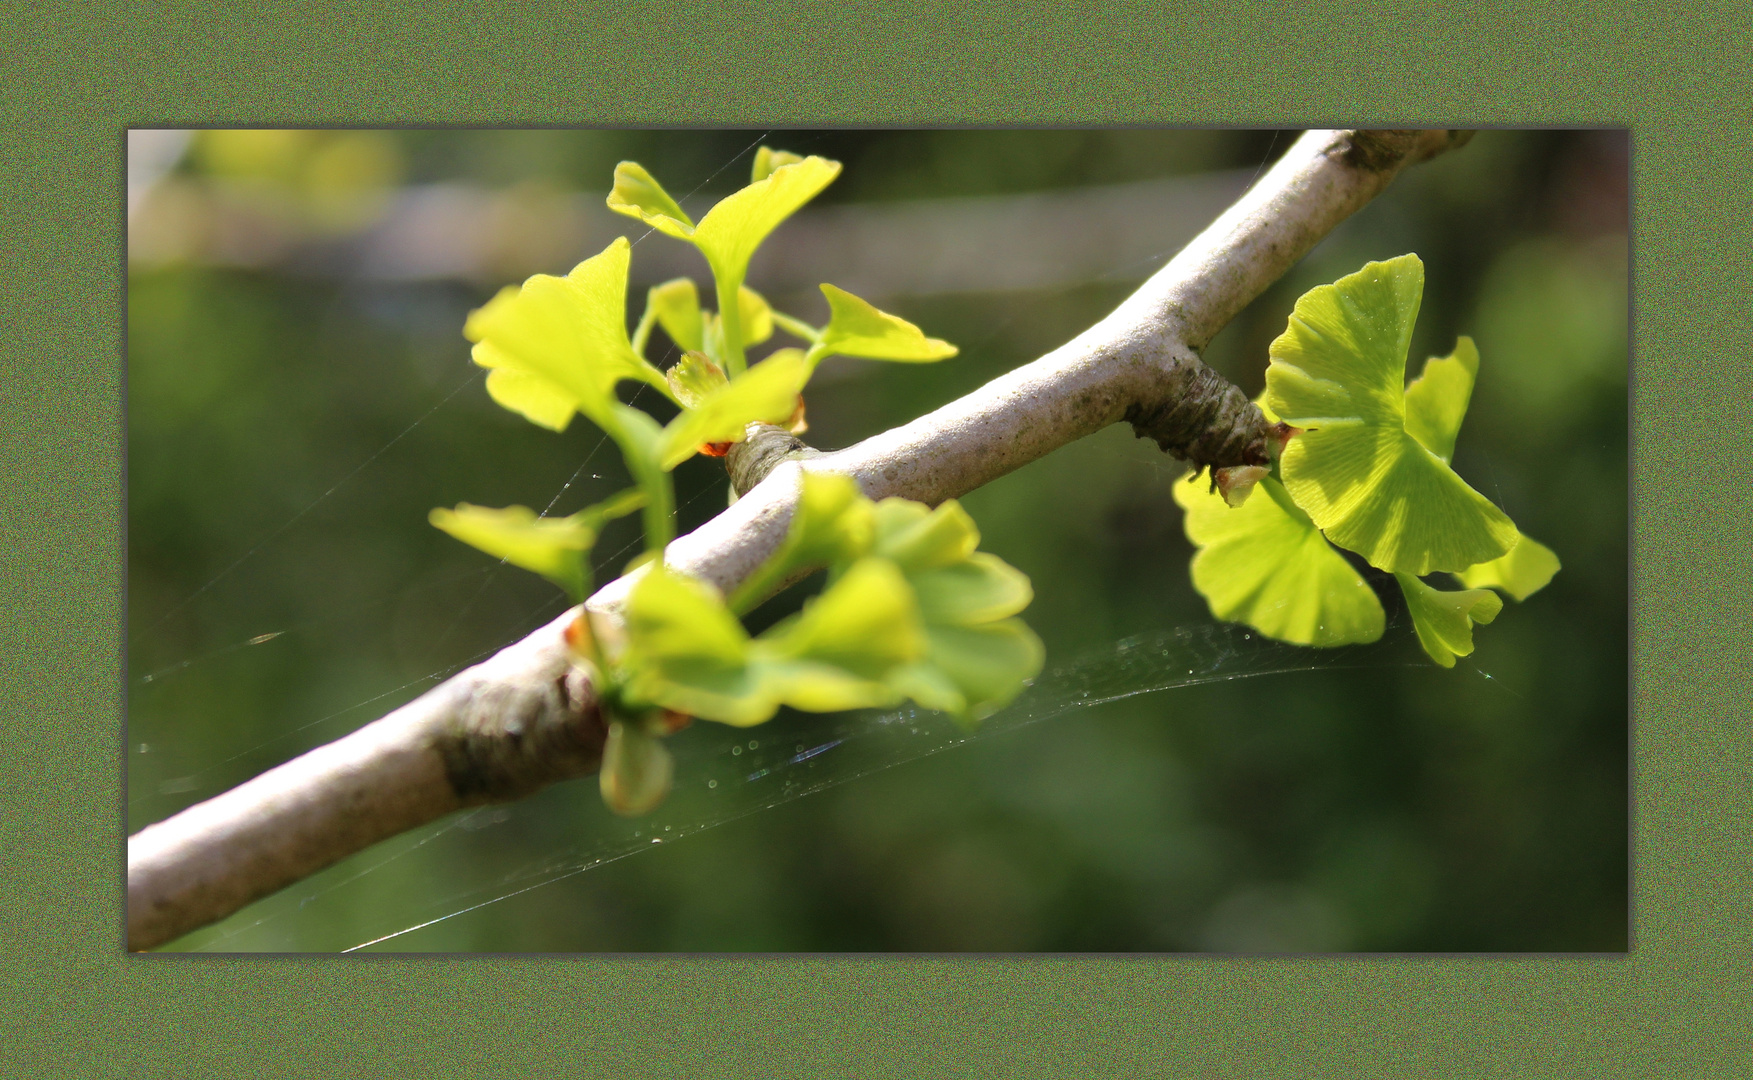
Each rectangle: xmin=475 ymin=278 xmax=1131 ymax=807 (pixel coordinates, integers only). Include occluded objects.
xmin=1455 ymin=532 xmax=1561 ymax=602
xmin=463 ymin=238 xmax=671 ymax=430
xmin=727 ymin=471 xmax=875 ymax=614
xmin=752 ymin=147 xmax=806 ymax=184
xmin=428 ymin=488 xmax=644 ymax=602
xmin=1403 ymin=336 xmax=1479 ymax=462
xmin=1174 ymin=469 xmax=1385 ymax=647
xmin=1266 ymin=255 xmax=1517 ymax=575
xmin=807 ymin=285 xmax=959 ymax=367
xmin=1395 ymin=573 xmax=1503 ymax=668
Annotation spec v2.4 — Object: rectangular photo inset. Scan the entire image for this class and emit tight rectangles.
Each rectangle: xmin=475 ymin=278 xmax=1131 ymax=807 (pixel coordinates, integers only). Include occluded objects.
xmin=126 ymin=128 xmax=1628 ymax=953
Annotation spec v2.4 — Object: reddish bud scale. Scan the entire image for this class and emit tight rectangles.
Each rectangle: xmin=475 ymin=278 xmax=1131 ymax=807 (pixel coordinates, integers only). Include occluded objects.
xmin=564 ymin=613 xmax=593 ymax=656
xmin=653 ymin=710 xmax=693 ymax=735
xmin=700 ymin=442 xmax=734 ymax=458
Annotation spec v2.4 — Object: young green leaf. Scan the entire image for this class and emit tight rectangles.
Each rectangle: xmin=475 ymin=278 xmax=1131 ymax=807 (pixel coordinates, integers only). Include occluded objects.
xmin=599 ymin=720 xmax=675 ymax=817
xmin=906 ymin=553 xmax=1034 ymax=626
xmin=738 ymin=284 xmax=775 ymax=346
xmin=866 ymin=497 xmax=1043 ymax=722
xmin=1173 ymin=470 xmax=1386 ymax=648
xmin=1454 ymin=532 xmax=1561 ymax=602
xmin=806 ymin=284 xmax=959 ymax=368
xmin=656 ymin=348 xmax=811 ymax=468
xmin=647 ymin=277 xmax=705 ymax=353
xmin=1394 ymin=573 xmax=1503 ymax=668
xmin=688 ymin=157 xmax=841 ymax=290
xmin=605 ymin=162 xmax=694 ymax=241
xmin=428 ymin=489 xmax=644 ymax=602
xmin=870 ymin=498 xmax=982 ymax=573
xmin=463 ymin=238 xmax=673 ymax=431
xmin=752 ymin=147 xmax=806 ymax=184
xmin=479 ymin=366 xmax=581 ymax=432
xmin=890 ymin=620 xmax=1046 ymax=726
xmin=758 ymin=558 xmax=924 ymax=675
xmin=728 ymin=471 xmax=875 ymax=614
xmin=619 ymin=564 xmax=770 ymax=725
xmin=1403 ymin=336 xmax=1479 ymax=462
xmin=620 ymin=559 xmax=926 ymax=726
xmin=751 ymin=557 xmax=923 ymax=712
xmin=1266 ymin=255 xmax=1517 ymax=575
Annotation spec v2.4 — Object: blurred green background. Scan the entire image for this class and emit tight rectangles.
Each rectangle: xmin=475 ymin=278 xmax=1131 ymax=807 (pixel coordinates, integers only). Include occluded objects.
xmin=127 ymin=129 xmax=1627 ymax=952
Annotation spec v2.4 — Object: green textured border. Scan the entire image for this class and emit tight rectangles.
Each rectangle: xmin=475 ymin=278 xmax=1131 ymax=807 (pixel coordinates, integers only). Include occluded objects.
xmin=4 ymin=2 xmax=1745 ymax=1075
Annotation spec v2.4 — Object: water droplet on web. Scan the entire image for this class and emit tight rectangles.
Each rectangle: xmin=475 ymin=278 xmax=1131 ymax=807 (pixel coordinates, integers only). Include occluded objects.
xmin=707 ymin=779 xmax=717 ymax=788
xmin=748 ymin=740 xmax=758 ymax=750
xmin=731 ymin=746 xmax=742 ymax=756
xmin=650 ymin=837 xmax=661 ymax=844
xmin=663 ymin=825 xmax=671 ymax=832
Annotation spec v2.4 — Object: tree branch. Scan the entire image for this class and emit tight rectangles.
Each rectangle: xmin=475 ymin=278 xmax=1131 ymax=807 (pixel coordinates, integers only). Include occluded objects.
xmin=126 ymin=128 xmax=1471 ymax=951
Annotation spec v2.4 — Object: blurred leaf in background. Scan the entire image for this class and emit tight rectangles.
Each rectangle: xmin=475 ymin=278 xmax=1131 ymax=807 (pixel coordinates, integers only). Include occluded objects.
xmin=127 ymin=129 xmax=1627 ymax=952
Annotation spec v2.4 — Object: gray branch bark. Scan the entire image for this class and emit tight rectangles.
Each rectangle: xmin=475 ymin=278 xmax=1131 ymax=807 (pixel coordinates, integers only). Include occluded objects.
xmin=126 ymin=128 xmax=1471 ymax=951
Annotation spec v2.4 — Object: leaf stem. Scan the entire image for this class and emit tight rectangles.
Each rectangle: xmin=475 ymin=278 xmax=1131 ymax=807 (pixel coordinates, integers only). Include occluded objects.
xmin=714 ymin=273 xmax=746 ymax=376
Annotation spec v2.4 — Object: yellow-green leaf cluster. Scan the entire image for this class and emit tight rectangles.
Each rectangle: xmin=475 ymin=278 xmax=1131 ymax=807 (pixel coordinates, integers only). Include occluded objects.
xmin=622 ymin=473 xmax=1041 ymax=729
xmin=1178 ymin=256 xmax=1560 ymax=669
xmin=618 ymin=558 xmax=925 ymax=727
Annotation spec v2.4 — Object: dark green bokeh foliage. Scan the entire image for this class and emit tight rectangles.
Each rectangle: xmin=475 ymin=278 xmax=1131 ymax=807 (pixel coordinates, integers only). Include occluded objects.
xmin=128 ymin=129 xmax=1626 ymax=951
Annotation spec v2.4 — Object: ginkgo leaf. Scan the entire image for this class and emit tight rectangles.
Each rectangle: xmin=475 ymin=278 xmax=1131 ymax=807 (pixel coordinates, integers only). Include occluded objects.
xmin=599 ymin=720 xmax=674 ymax=817
xmin=907 ymin=553 xmax=1034 ymax=627
xmin=428 ymin=488 xmax=644 ymax=602
xmin=481 ymin=365 xmax=579 ymax=432
xmin=619 ymin=564 xmax=770 ymax=725
xmin=1267 ymin=255 xmax=1517 ymax=575
xmin=657 ymin=349 xmax=811 ymax=468
xmin=621 ymin=559 xmax=927 ymax=727
xmin=609 ymin=156 xmax=839 ymax=374
xmin=463 ymin=238 xmax=672 ymax=430
xmin=605 ymin=162 xmax=694 ymax=241
xmin=862 ymin=496 xmax=1041 ymax=722
xmin=752 ymin=558 xmax=923 ymax=712
xmin=807 ymin=284 xmax=959 ymax=367
xmin=1395 ymin=573 xmax=1503 ymax=668
xmin=891 ymin=619 xmax=1045 ymax=726
xmin=757 ymin=558 xmax=924 ymax=677
xmin=752 ymin=147 xmax=805 ymax=184
xmin=643 ymin=279 xmax=771 ymax=357
xmin=648 ymin=277 xmax=704 ymax=353
xmin=1403 ymin=336 xmax=1479 ymax=462
xmin=727 ymin=471 xmax=875 ymax=614
xmin=870 ymin=498 xmax=982 ymax=573
xmin=689 ymin=156 xmax=841 ymax=289
xmin=1173 ymin=470 xmax=1386 ymax=647
xmin=608 ymin=156 xmax=840 ymax=297
xmin=1455 ymin=532 xmax=1561 ymax=602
